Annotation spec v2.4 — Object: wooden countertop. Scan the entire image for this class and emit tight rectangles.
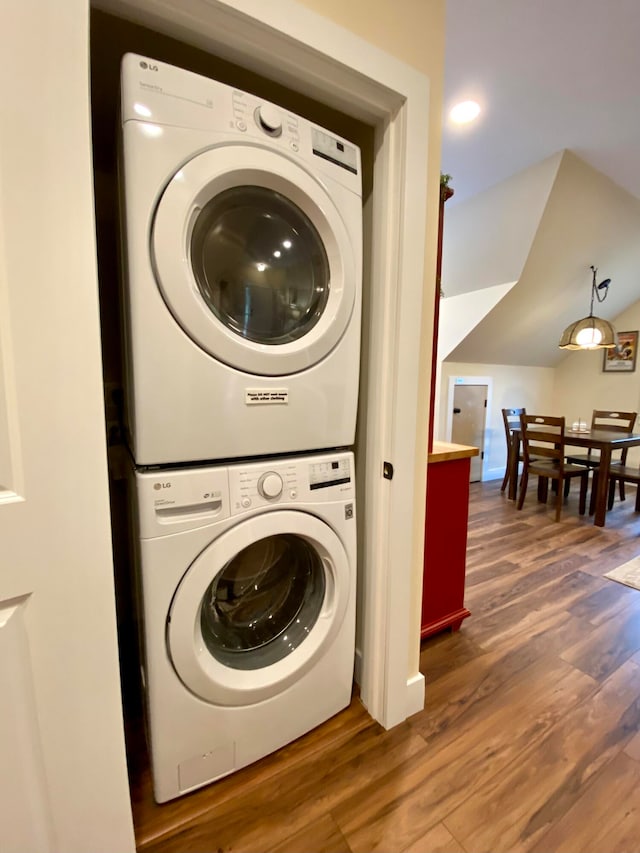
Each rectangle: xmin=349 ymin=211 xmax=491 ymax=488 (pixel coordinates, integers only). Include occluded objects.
xmin=428 ymin=441 xmax=480 ymax=463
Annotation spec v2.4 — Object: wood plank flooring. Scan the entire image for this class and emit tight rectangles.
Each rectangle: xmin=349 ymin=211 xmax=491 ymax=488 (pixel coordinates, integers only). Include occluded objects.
xmin=127 ymin=480 xmax=640 ymax=852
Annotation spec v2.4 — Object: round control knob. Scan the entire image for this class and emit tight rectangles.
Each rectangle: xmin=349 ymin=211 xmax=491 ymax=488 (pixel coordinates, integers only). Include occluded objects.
xmin=258 ymin=471 xmax=283 ymax=500
xmin=255 ymin=104 xmax=283 ymax=136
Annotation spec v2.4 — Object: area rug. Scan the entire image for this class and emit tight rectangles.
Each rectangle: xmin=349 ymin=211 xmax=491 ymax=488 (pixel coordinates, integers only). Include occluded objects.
xmin=604 ymin=556 xmax=640 ymax=591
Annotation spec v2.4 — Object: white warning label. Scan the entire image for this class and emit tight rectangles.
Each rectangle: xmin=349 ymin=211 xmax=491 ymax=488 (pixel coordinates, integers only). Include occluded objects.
xmin=245 ymin=389 xmax=289 ymax=405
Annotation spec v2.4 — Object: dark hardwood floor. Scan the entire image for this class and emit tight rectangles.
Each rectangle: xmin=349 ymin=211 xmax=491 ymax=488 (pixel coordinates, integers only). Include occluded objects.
xmin=128 ymin=480 xmax=640 ymax=852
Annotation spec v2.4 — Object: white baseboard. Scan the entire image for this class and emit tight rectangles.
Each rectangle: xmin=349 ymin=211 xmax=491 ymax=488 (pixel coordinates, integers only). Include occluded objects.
xmin=483 ymin=466 xmax=505 ymax=482
xmin=354 ymin=655 xmax=425 ymax=725
xmin=405 ymin=672 xmax=425 ymax=718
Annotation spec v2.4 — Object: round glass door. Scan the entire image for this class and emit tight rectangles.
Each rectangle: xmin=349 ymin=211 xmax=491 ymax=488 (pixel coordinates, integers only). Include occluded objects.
xmin=152 ymin=146 xmax=358 ymax=376
xmin=191 ymin=186 xmax=330 ymax=346
xmin=167 ymin=510 xmax=350 ymax=706
xmin=200 ymin=533 xmax=325 ymax=670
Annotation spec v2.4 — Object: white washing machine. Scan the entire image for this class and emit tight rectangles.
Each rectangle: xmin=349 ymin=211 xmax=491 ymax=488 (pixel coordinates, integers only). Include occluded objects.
xmin=119 ymin=54 xmax=362 ymax=466
xmin=129 ymin=450 xmax=356 ymax=803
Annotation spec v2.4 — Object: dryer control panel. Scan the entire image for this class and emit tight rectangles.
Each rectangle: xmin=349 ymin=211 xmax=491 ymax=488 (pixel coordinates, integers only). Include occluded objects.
xmin=120 ymin=53 xmax=361 ymax=191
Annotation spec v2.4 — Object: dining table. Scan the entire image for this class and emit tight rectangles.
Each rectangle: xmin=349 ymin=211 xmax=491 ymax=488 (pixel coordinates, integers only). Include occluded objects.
xmin=507 ymin=426 xmax=640 ymax=527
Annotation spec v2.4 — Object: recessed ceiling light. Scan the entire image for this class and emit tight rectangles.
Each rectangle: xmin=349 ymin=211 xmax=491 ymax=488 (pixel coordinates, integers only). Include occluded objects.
xmin=450 ymin=100 xmax=481 ymax=124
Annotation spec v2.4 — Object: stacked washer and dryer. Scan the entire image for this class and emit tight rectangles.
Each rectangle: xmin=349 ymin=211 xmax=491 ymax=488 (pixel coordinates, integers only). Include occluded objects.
xmin=118 ymin=54 xmax=363 ymax=802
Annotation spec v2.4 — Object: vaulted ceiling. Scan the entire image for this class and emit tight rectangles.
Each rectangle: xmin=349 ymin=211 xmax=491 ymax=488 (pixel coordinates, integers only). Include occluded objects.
xmin=441 ymin=0 xmax=640 ymax=207
xmin=441 ymin=151 xmax=640 ymax=367
xmin=439 ymin=0 xmax=640 ymax=367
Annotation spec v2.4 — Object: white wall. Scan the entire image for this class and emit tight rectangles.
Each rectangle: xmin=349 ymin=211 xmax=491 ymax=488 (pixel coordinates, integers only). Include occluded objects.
xmin=437 ymin=282 xmax=516 ymax=362
xmin=554 ymin=298 xmax=640 ymax=466
xmin=441 ymin=152 xmax=560 ymax=297
xmin=438 ymin=362 xmax=556 ymax=479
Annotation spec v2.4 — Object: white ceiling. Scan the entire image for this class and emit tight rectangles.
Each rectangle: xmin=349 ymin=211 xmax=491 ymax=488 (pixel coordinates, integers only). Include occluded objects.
xmin=441 ymin=0 xmax=640 ymax=207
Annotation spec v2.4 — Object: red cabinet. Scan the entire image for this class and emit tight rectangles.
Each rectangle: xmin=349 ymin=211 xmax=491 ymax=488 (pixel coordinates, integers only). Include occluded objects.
xmin=421 ymin=442 xmax=477 ymax=639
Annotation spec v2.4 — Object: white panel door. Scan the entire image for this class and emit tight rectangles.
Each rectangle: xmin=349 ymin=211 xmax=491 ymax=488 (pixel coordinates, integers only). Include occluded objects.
xmin=0 ymin=1 xmax=134 ymax=850
xmin=452 ymin=385 xmax=487 ymax=481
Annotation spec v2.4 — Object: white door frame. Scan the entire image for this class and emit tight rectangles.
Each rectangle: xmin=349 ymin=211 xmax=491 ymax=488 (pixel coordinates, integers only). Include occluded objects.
xmin=446 ymin=375 xmax=492 ymax=480
xmin=94 ymin=0 xmax=431 ymax=726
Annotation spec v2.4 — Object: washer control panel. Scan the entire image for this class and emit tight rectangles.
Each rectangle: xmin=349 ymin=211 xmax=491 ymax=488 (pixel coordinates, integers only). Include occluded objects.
xmin=228 ymin=452 xmax=353 ymax=514
xmin=135 ymin=465 xmax=231 ymax=539
xmin=230 ymin=461 xmax=298 ymax=513
xmin=309 ymin=457 xmax=352 ymax=491
xmin=135 ymin=452 xmax=354 ymax=533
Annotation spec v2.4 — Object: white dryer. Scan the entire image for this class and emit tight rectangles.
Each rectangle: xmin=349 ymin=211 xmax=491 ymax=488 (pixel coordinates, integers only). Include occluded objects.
xmin=129 ymin=450 xmax=356 ymax=803
xmin=119 ymin=54 xmax=362 ymax=466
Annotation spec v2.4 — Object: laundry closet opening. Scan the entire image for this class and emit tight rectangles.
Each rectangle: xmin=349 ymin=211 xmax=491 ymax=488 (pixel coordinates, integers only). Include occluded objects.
xmin=89 ymin=3 xmax=374 ymax=761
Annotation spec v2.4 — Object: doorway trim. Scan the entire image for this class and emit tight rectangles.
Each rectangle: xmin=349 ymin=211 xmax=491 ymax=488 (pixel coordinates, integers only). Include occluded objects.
xmin=446 ymin=375 xmax=492 ymax=480
xmin=92 ymin=0 xmax=432 ymax=727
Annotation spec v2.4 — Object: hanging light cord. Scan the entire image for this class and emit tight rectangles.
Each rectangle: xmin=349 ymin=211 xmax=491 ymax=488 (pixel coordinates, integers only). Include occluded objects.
xmin=589 ymin=264 xmax=610 ymax=314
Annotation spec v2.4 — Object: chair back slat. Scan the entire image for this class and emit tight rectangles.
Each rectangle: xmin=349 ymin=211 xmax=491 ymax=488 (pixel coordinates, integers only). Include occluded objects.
xmin=591 ymin=410 xmax=637 ymax=434
xmin=502 ymin=407 xmax=526 ymax=436
xmin=520 ymin=414 xmax=566 ymax=470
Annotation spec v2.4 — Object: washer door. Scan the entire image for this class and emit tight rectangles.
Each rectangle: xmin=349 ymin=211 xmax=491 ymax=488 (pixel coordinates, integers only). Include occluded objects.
xmin=152 ymin=145 xmax=357 ymax=377
xmin=167 ymin=511 xmax=351 ymax=706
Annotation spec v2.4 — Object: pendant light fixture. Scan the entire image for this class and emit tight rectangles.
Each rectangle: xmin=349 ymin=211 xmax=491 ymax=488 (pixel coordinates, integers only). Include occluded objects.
xmin=559 ymin=265 xmax=618 ymax=350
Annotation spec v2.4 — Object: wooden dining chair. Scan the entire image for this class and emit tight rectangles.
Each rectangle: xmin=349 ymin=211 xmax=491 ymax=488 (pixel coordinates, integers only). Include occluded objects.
xmin=566 ymin=409 xmax=637 ymax=504
xmin=500 ymin=407 xmax=526 ymax=492
xmin=590 ymin=463 xmax=640 ymax=515
xmin=517 ymin=415 xmax=589 ymax=522
xmin=566 ymin=409 xmax=637 ymax=467
xmin=606 ymin=464 xmax=640 ymax=512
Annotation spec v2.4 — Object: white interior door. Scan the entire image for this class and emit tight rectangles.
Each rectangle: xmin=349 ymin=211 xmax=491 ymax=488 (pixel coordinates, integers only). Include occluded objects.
xmin=452 ymin=384 xmax=487 ymax=481
xmin=0 ymin=3 xmax=134 ymax=850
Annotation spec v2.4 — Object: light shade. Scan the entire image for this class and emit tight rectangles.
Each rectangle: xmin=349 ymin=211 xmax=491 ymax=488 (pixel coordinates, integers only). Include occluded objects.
xmin=558 ymin=315 xmax=618 ymax=350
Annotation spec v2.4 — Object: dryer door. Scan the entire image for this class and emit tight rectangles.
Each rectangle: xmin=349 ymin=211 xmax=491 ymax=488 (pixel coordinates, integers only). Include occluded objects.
xmin=152 ymin=145 xmax=358 ymax=377
xmin=167 ymin=510 xmax=351 ymax=706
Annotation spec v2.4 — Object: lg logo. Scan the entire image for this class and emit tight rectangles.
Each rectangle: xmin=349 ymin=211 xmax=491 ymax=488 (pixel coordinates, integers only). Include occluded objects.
xmin=153 ymin=482 xmax=171 ymax=490
xmin=139 ymin=61 xmax=159 ymax=72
